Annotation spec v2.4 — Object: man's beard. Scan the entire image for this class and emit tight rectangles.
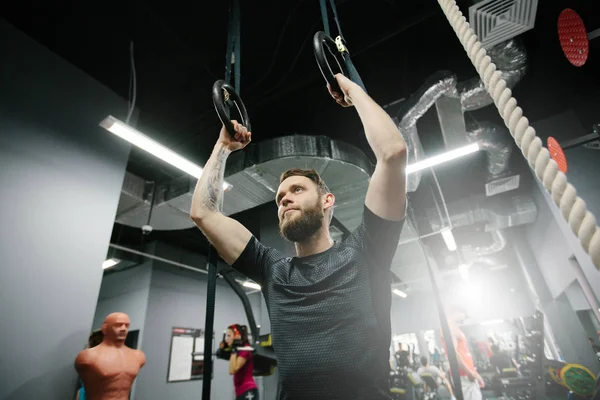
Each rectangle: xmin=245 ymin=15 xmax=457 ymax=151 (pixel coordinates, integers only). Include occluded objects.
xmin=279 ymin=201 xmax=324 ymax=242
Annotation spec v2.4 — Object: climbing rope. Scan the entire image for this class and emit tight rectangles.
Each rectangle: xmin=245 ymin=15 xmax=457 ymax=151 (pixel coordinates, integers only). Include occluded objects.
xmin=437 ymin=0 xmax=600 ymax=270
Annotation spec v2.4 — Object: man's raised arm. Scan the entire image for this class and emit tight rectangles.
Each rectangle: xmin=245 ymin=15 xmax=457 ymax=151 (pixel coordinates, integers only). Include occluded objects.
xmin=330 ymin=74 xmax=407 ymax=221
xmin=190 ymin=121 xmax=253 ymax=265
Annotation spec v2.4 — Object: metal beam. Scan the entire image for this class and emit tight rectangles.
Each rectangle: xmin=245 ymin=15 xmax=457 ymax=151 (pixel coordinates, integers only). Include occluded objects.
xmin=561 ymin=131 xmax=600 ymax=150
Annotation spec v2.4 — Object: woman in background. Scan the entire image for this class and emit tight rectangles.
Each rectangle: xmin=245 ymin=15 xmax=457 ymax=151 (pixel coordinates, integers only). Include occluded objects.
xmin=226 ymin=324 xmax=259 ymax=400
xmin=75 ymin=330 xmax=104 ymax=400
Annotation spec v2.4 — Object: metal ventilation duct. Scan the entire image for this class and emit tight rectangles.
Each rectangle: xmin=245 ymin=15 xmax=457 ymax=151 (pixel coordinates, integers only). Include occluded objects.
xmin=396 ymin=70 xmax=457 ymax=192
xmin=466 ymin=120 xmax=514 ymax=178
xmin=457 ymin=38 xmax=528 ymax=112
xmin=115 ymin=135 xmax=373 ymax=232
xmin=426 ymin=193 xmax=537 ymax=233
xmin=115 ymin=39 xmax=528 ymax=232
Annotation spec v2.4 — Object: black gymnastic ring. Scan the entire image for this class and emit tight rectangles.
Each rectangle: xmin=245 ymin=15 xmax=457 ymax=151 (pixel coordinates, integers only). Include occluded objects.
xmin=212 ymin=80 xmax=251 ymax=136
xmin=313 ymin=31 xmax=349 ymax=95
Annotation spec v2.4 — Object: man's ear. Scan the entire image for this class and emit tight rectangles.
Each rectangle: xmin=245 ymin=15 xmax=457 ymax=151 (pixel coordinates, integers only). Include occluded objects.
xmin=323 ymin=192 xmax=335 ymax=210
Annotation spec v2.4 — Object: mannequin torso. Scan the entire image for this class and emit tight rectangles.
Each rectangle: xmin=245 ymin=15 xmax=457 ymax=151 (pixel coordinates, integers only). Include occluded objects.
xmin=76 ymin=344 xmax=145 ymax=400
xmin=75 ymin=312 xmax=145 ymax=400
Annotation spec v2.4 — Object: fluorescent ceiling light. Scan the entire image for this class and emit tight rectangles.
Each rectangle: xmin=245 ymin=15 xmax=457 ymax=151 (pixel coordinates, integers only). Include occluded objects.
xmin=100 ymin=116 xmax=231 ymax=190
xmin=441 ymin=228 xmax=457 ymax=251
xmin=406 ymin=143 xmax=480 ymax=175
xmin=392 ymin=289 xmax=408 ymax=298
xmin=243 ymin=281 xmax=261 ymax=290
xmin=481 ymin=319 xmax=504 ymax=326
xmin=102 ymin=258 xmax=120 ymax=270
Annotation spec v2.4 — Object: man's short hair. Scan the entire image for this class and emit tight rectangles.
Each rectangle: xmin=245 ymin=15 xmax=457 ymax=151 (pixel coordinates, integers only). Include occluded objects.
xmin=420 ymin=356 xmax=428 ymax=366
xmin=279 ymin=168 xmax=333 ymax=222
xmin=279 ymin=168 xmax=331 ymax=196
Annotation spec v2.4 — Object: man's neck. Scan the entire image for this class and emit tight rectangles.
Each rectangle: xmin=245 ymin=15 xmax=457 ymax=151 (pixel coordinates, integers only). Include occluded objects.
xmin=294 ymin=227 xmax=333 ymax=258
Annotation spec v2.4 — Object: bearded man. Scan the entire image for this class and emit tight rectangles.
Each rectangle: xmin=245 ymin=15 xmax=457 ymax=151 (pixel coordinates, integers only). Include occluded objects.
xmin=190 ymin=74 xmax=407 ymax=400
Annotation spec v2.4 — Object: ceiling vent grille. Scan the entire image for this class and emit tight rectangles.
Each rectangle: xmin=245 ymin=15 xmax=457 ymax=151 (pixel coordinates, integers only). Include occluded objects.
xmin=469 ymin=0 xmax=538 ymax=49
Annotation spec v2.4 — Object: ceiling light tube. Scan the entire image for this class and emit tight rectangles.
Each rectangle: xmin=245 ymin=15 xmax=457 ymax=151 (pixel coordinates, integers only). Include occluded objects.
xmin=102 ymin=258 xmax=120 ymax=270
xmin=406 ymin=143 xmax=480 ymax=175
xmin=441 ymin=228 xmax=457 ymax=251
xmin=392 ymin=289 xmax=408 ymax=298
xmin=242 ymin=281 xmax=261 ymax=290
xmin=100 ymin=116 xmax=231 ymax=190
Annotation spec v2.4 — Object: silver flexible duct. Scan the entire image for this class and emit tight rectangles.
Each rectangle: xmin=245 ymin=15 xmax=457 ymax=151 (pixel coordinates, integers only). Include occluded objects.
xmin=457 ymin=38 xmax=528 ymax=112
xmin=466 ymin=120 xmax=513 ymax=178
xmin=397 ymin=70 xmax=458 ymax=191
xmin=472 ymin=229 xmax=507 ymax=256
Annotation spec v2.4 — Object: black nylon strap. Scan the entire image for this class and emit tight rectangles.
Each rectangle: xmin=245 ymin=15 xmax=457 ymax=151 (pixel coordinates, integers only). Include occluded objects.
xmin=225 ymin=0 xmax=241 ymax=94
xmin=317 ymin=0 xmax=367 ymax=92
xmin=201 ymin=246 xmax=219 ymax=400
xmin=407 ymin=201 xmax=464 ymax=400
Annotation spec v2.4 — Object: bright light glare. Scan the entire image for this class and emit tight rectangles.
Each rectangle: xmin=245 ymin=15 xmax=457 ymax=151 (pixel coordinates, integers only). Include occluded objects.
xmin=243 ymin=281 xmax=261 ymax=290
xmin=481 ymin=319 xmax=505 ymax=326
xmin=392 ymin=289 xmax=408 ymax=298
xmin=406 ymin=143 xmax=480 ymax=175
xmin=102 ymin=258 xmax=119 ymax=270
xmin=459 ymin=264 xmax=470 ymax=281
xmin=100 ymin=116 xmax=231 ymax=190
xmin=441 ymin=228 xmax=457 ymax=251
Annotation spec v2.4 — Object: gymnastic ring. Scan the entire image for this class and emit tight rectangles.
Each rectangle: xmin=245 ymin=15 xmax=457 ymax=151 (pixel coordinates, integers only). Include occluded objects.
xmin=212 ymin=80 xmax=251 ymax=136
xmin=313 ymin=31 xmax=349 ymax=95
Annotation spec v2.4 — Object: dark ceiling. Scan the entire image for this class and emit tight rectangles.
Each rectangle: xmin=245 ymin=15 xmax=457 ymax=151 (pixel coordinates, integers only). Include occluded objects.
xmin=6 ymin=0 xmax=600 ymax=256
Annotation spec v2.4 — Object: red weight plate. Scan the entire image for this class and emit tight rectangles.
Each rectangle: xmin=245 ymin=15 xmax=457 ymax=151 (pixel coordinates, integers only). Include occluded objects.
xmin=548 ymin=137 xmax=568 ymax=173
xmin=558 ymin=8 xmax=589 ymax=67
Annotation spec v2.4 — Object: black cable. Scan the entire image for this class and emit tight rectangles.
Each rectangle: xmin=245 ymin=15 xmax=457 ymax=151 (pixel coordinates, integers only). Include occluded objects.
xmin=126 ymin=40 xmax=137 ymax=125
xmin=406 ymin=200 xmax=464 ymax=400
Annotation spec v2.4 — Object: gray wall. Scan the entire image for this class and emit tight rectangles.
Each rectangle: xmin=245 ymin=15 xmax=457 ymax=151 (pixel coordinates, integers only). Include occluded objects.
xmin=389 ymin=262 xmax=535 ymax=336
xmin=92 ymin=264 xmax=151 ymax=400
xmin=93 ymin=263 xmax=153 ymax=342
xmin=133 ymin=242 xmax=264 ymax=400
xmin=529 ymin=113 xmax=600 ymax=302
xmin=0 ymin=20 xmax=131 ymax=400
xmin=513 ymin=218 xmax=600 ymax=373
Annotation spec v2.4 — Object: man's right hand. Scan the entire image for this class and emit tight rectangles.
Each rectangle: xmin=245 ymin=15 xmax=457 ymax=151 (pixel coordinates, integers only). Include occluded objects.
xmin=469 ymin=370 xmax=485 ymax=388
xmin=218 ymin=120 xmax=251 ymax=152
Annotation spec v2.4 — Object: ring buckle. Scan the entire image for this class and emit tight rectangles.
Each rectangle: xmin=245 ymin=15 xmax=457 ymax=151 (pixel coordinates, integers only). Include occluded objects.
xmin=335 ymin=36 xmax=348 ymax=54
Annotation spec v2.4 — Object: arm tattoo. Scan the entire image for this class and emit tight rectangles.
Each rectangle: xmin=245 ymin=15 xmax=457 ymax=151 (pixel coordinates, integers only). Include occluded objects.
xmin=200 ymin=146 xmax=228 ymax=213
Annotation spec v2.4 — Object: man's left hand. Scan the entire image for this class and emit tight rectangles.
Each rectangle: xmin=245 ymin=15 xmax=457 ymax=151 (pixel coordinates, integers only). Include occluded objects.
xmin=327 ymin=73 xmax=361 ymax=107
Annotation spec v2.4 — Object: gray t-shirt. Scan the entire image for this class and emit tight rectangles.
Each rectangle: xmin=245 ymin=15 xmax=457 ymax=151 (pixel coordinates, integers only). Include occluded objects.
xmin=418 ymin=365 xmax=445 ymax=384
xmin=233 ymin=206 xmax=404 ymax=400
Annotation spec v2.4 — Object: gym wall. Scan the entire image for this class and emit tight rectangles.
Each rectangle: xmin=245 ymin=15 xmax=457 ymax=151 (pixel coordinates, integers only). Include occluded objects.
xmin=518 ymin=179 xmax=600 ymax=374
xmin=527 ymin=182 xmax=600 ymax=301
xmin=95 ymin=240 xmax=265 ymax=400
xmin=93 ymin=262 xmax=153 ymax=344
xmin=0 ymin=20 xmax=131 ymax=399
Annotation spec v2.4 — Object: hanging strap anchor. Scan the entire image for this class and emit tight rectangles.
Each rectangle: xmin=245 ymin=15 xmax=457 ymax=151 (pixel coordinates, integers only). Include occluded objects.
xmin=313 ymin=0 xmax=367 ymax=93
